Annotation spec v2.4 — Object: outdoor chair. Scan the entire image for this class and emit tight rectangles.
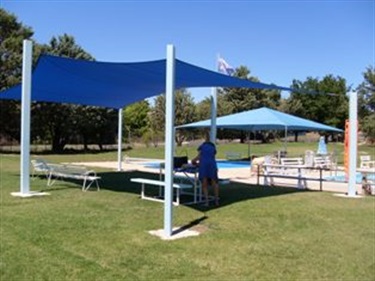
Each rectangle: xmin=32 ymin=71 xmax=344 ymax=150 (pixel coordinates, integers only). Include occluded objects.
xmin=251 ymin=155 xmax=277 ymax=176
xmin=31 ymin=158 xmax=51 ymax=178
xmin=304 ymin=150 xmax=314 ymax=167
xmin=313 ymin=155 xmax=332 ymax=169
xmin=360 ymin=155 xmax=375 ymax=169
xmin=31 ymin=159 xmax=100 ymax=191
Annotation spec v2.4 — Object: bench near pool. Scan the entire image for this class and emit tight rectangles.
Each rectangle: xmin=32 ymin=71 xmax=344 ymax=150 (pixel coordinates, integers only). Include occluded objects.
xmin=130 ymin=178 xmax=193 ymax=206
xmin=131 ymin=176 xmax=231 ymax=206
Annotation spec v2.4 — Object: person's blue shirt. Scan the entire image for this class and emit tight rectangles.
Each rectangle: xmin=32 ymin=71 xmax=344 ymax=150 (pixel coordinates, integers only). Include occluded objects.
xmin=197 ymin=141 xmax=218 ymax=181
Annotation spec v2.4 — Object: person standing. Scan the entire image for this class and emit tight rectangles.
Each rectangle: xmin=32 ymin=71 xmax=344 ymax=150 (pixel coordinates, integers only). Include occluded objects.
xmin=192 ymin=131 xmax=219 ymax=206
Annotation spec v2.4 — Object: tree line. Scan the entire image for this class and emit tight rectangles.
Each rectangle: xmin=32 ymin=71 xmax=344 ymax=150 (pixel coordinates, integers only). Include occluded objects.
xmin=1 ymin=8 xmax=374 ymax=152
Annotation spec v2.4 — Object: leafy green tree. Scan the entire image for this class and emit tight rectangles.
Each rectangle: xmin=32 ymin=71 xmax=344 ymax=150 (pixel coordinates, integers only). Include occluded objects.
xmin=32 ymin=34 xmax=95 ymax=152
xmin=150 ymin=89 xmax=196 ymax=146
xmin=358 ymin=66 xmax=375 ymax=143
xmin=195 ymin=93 xmax=233 ymax=121
xmin=0 ymin=8 xmax=37 ymax=143
xmin=286 ymin=75 xmax=348 ymax=141
xmin=48 ymin=34 xmax=93 ymax=60
xmin=123 ymin=100 xmax=150 ymax=140
xmin=218 ymin=66 xmax=282 ymax=142
xmin=0 ymin=8 xmax=34 ymax=90
xmin=195 ymin=93 xmax=235 ymax=140
xmin=0 ymin=10 xmax=99 ymax=152
xmin=70 ymin=106 xmax=117 ymax=150
xmin=220 ymin=66 xmax=282 ymax=113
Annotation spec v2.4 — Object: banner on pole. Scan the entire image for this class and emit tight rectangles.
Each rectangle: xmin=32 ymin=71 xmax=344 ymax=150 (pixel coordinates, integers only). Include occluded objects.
xmin=344 ymin=120 xmax=349 ymax=179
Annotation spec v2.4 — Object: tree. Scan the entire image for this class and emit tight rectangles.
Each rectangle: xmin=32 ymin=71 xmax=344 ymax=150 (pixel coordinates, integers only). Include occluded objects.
xmin=218 ymin=66 xmax=282 ymax=142
xmin=0 ymin=9 xmax=35 ymax=143
xmin=70 ymin=106 xmax=118 ymax=151
xmin=0 ymin=8 xmax=34 ymax=90
xmin=0 ymin=12 xmax=98 ymax=152
xmin=195 ymin=93 xmax=235 ymax=140
xmin=195 ymin=93 xmax=233 ymax=121
xmin=32 ymin=34 xmax=95 ymax=152
xmin=220 ymin=66 xmax=281 ymax=114
xmin=123 ymin=100 xmax=150 ymax=140
xmin=278 ymin=98 xmax=305 ymax=142
xmin=357 ymin=66 xmax=375 ymax=143
xmin=286 ymin=75 xmax=348 ymax=142
xmin=150 ymin=89 xmax=196 ymax=146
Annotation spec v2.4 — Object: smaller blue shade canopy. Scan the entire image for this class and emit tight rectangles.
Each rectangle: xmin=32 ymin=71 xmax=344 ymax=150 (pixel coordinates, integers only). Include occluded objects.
xmin=177 ymin=107 xmax=343 ymax=132
xmin=0 ymin=55 xmax=292 ymax=109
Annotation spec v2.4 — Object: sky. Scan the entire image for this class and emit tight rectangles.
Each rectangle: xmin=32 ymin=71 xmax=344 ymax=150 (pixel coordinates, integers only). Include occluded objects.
xmin=1 ymin=0 xmax=374 ymax=102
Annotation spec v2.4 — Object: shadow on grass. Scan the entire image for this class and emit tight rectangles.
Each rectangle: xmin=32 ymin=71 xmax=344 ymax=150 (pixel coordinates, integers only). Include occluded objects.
xmin=93 ymin=170 xmax=310 ymax=211
xmin=27 ymin=170 xmax=312 ymax=210
xmin=173 ymin=216 xmax=208 ymax=236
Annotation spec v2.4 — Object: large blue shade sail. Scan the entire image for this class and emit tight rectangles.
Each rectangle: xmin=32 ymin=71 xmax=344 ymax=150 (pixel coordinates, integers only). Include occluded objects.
xmin=177 ymin=107 xmax=343 ymax=132
xmin=0 ymin=55 xmax=291 ymax=109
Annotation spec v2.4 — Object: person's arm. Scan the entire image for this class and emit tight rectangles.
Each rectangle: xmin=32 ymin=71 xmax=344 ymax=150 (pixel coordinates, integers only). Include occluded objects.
xmin=192 ymin=143 xmax=203 ymax=165
xmin=191 ymin=153 xmax=200 ymax=166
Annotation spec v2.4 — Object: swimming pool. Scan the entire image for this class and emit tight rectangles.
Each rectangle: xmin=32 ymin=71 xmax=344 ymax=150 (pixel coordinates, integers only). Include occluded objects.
xmin=216 ymin=160 xmax=250 ymax=169
xmin=325 ymin=172 xmax=375 ymax=183
xmin=144 ymin=160 xmax=251 ymax=169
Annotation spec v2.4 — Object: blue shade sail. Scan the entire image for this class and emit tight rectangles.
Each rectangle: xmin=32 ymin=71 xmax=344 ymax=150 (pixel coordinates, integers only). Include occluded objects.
xmin=0 ymin=55 xmax=291 ymax=109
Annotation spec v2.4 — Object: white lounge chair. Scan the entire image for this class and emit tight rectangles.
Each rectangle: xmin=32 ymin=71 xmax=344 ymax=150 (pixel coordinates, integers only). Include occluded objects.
xmin=304 ymin=150 xmax=314 ymax=167
xmin=314 ymin=156 xmax=331 ymax=169
xmin=31 ymin=159 xmax=100 ymax=191
xmin=360 ymin=155 xmax=375 ymax=169
xmin=31 ymin=158 xmax=51 ymax=178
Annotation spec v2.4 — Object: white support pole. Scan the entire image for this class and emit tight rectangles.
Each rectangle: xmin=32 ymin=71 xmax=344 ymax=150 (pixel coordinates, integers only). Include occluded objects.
xmin=164 ymin=44 xmax=176 ymax=238
xmin=284 ymin=126 xmax=288 ymax=152
xmin=117 ymin=108 xmax=123 ymax=171
xmin=20 ymin=40 xmax=33 ymax=195
xmin=12 ymin=40 xmax=49 ymax=198
xmin=210 ymin=55 xmax=219 ymax=143
xmin=347 ymin=91 xmax=358 ymax=196
xmin=210 ymin=87 xmax=217 ymax=143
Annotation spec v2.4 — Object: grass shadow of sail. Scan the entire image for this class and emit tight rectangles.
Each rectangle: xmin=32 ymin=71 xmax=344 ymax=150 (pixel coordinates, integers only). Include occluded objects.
xmin=97 ymin=171 xmax=309 ymax=210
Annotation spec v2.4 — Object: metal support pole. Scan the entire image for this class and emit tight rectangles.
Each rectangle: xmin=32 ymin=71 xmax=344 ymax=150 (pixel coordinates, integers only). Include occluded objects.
xmin=12 ymin=40 xmax=48 ymax=197
xmin=164 ymin=45 xmax=176 ymax=238
xmin=347 ymin=91 xmax=358 ymax=196
xmin=117 ymin=108 xmax=123 ymax=171
xmin=20 ymin=40 xmax=33 ymax=195
xmin=210 ymin=55 xmax=219 ymax=143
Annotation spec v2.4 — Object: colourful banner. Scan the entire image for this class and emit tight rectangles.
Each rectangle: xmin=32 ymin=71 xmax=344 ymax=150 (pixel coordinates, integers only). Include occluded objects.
xmin=344 ymin=120 xmax=349 ymax=179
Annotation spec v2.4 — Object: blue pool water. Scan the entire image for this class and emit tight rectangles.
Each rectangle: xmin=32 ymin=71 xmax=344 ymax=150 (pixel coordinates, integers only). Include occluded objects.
xmin=144 ymin=160 xmax=250 ymax=169
xmin=325 ymin=172 xmax=375 ymax=183
xmin=216 ymin=160 xmax=250 ymax=169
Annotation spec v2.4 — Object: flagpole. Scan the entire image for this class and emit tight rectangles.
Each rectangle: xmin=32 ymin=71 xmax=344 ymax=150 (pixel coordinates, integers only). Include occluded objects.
xmin=210 ymin=54 xmax=219 ymax=143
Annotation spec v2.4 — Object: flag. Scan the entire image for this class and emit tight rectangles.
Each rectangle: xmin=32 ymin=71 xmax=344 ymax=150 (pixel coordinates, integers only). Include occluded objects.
xmin=218 ymin=57 xmax=235 ymax=76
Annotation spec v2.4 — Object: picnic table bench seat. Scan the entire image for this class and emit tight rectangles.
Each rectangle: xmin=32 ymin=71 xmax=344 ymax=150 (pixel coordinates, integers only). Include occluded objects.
xmin=130 ymin=178 xmax=193 ymax=206
xmin=263 ymin=161 xmax=307 ymax=189
xmin=262 ymin=163 xmax=327 ymax=190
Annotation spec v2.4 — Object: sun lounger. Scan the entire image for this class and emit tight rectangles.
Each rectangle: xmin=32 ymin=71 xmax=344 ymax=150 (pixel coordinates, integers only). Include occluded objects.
xmin=31 ymin=159 xmax=51 ymax=178
xmin=360 ymin=155 xmax=375 ymax=169
xmin=32 ymin=159 xmax=100 ymax=191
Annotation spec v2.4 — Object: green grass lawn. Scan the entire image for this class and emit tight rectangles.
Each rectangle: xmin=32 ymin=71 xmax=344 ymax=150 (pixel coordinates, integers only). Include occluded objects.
xmin=1 ymin=144 xmax=375 ymax=280
xmin=34 ymin=140 xmax=372 ymax=165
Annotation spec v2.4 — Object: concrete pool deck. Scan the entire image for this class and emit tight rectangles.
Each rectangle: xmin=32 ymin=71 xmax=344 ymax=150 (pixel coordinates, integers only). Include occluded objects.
xmin=69 ymin=158 xmax=372 ymax=196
